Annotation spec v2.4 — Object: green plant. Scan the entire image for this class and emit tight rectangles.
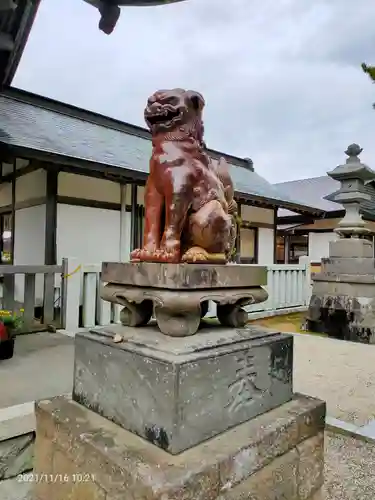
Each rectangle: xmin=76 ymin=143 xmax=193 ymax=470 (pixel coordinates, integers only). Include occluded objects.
xmin=0 ymin=309 xmax=23 ymax=341
xmin=362 ymin=63 xmax=375 ymax=108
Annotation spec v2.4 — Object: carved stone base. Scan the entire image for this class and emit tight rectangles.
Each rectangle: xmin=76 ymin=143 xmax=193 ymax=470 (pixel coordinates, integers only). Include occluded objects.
xmin=73 ymin=325 xmax=293 ymax=454
xmin=307 ymin=242 xmax=375 ymax=343
xmin=100 ymin=262 xmax=268 ymax=336
xmin=33 ymin=395 xmax=325 ymax=500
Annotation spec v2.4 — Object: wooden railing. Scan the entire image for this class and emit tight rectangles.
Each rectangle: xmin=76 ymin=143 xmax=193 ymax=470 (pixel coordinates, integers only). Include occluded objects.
xmin=0 ymin=262 xmax=64 ymax=331
xmin=59 ymin=259 xmax=312 ymax=332
xmin=60 ymin=259 xmax=121 ymax=332
xmin=245 ymin=263 xmax=309 ymax=313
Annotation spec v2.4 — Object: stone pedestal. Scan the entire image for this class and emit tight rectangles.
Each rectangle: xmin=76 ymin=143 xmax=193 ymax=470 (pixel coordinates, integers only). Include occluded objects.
xmin=72 ymin=325 xmax=293 ymax=454
xmin=100 ymin=262 xmax=268 ymax=336
xmin=307 ymin=238 xmax=375 ymax=343
xmin=33 ymin=393 xmax=325 ymax=500
xmin=33 ymin=323 xmax=325 ymax=499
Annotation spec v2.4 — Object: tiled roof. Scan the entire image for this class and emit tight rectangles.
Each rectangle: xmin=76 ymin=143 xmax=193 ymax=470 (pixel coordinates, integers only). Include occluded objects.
xmin=275 ymin=176 xmax=341 ymax=217
xmin=275 ymin=175 xmax=375 ymax=218
xmin=0 ymin=88 xmax=323 ymax=214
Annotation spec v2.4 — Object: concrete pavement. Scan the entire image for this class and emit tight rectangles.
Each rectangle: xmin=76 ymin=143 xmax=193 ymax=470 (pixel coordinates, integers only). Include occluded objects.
xmin=0 ymin=332 xmax=74 ymax=410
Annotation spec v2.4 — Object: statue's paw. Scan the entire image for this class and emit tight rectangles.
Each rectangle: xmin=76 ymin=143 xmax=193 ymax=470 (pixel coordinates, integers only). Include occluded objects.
xmin=130 ymin=248 xmax=142 ymax=261
xmin=130 ymin=248 xmax=156 ymax=262
xmin=131 ymin=247 xmax=180 ymax=263
xmin=181 ymin=246 xmax=209 ymax=263
xmin=156 ymin=248 xmax=180 ymax=263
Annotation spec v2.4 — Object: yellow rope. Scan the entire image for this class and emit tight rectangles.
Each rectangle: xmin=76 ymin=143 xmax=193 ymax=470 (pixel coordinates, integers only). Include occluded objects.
xmin=62 ymin=264 xmax=82 ymax=279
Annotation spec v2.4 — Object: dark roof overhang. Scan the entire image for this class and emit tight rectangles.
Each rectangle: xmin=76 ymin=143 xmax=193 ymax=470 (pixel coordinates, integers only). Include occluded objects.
xmin=0 ymin=0 xmax=40 ymax=87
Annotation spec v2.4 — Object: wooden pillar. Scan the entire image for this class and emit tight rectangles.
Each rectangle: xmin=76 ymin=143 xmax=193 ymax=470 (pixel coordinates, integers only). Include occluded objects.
xmin=0 ymin=162 xmax=3 ymax=264
xmin=284 ymin=234 xmax=290 ymax=264
xmin=130 ymin=184 xmax=138 ymax=251
xmin=273 ymin=207 xmax=278 ymax=264
xmin=44 ymin=169 xmax=58 ymax=265
xmin=235 ymin=203 xmax=242 ymax=263
xmin=119 ymin=183 xmax=128 ymax=261
xmin=136 ymin=204 xmax=144 ymax=249
xmin=10 ymin=161 xmax=15 ymax=264
xmin=141 ymin=205 xmax=145 ymax=248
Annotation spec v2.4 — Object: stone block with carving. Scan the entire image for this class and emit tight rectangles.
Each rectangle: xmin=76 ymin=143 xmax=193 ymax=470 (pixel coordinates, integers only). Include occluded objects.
xmin=101 ymin=262 xmax=268 ymax=337
xmin=73 ymin=325 xmax=293 ymax=454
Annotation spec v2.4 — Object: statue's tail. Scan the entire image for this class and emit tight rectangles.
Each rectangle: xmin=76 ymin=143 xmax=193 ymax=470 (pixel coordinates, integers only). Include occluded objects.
xmin=216 ymin=157 xmax=237 ymax=215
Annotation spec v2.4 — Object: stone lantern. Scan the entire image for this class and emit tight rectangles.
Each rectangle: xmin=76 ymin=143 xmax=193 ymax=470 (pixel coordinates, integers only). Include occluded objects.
xmin=306 ymin=144 xmax=375 ymax=344
xmin=326 ymin=143 xmax=375 ymax=238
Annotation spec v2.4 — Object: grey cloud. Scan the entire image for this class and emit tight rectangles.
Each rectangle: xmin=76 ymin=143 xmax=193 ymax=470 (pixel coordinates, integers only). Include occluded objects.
xmin=13 ymin=0 xmax=375 ymax=182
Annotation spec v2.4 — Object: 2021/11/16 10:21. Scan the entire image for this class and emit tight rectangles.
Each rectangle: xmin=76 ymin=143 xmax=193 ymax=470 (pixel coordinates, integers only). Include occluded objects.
xmin=16 ymin=473 xmax=96 ymax=483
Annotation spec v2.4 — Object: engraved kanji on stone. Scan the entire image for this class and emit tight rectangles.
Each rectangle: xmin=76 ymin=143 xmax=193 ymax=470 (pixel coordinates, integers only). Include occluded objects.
xmin=226 ymin=350 xmax=264 ymax=413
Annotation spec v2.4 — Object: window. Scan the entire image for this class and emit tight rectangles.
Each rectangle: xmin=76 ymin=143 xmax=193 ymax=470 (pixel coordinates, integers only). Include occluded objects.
xmin=289 ymin=234 xmax=308 ymax=263
xmin=240 ymin=227 xmax=258 ymax=263
xmin=0 ymin=213 xmax=12 ymax=263
xmin=276 ymin=233 xmax=308 ymax=264
xmin=276 ymin=235 xmax=285 ymax=263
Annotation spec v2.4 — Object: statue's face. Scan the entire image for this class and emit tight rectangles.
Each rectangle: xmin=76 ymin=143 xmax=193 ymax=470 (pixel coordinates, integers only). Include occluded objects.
xmin=144 ymin=88 xmax=205 ymax=134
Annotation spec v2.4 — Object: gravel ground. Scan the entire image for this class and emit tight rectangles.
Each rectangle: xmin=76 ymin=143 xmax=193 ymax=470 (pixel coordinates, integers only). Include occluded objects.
xmin=324 ymin=431 xmax=375 ymax=499
xmin=292 ymin=333 xmax=375 ymax=426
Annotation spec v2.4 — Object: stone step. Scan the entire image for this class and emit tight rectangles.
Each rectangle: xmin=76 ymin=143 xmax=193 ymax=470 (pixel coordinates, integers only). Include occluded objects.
xmin=0 ymin=477 xmax=32 ymax=500
xmin=0 ymin=403 xmax=36 ymax=481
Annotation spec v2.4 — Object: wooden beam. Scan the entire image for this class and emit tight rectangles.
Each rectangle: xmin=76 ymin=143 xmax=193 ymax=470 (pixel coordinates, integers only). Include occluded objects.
xmin=0 ymin=33 xmax=14 ymax=51
xmin=44 ymin=169 xmax=58 ymax=265
xmin=130 ymin=184 xmax=137 ymax=251
xmin=273 ymin=207 xmax=277 ymax=264
xmin=235 ymin=203 xmax=241 ymax=263
xmin=10 ymin=161 xmax=15 ymax=264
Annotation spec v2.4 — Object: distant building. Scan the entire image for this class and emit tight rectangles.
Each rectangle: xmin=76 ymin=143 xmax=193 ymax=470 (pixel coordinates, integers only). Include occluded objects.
xmin=275 ymin=176 xmax=375 ymax=263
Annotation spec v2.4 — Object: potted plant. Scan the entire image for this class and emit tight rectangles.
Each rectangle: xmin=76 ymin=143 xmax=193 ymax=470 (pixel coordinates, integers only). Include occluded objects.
xmin=0 ymin=310 xmax=23 ymax=360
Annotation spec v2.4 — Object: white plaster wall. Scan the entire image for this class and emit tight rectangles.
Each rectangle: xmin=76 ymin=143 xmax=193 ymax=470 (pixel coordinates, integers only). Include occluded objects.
xmin=241 ymin=205 xmax=274 ymax=224
xmin=16 ymin=169 xmax=46 ymax=202
xmin=0 ymin=169 xmax=46 ymax=208
xmin=58 ymin=172 xmax=120 ymax=203
xmin=56 ymin=204 xmax=132 ymax=304
xmin=308 ymin=232 xmax=338 ymax=261
xmin=0 ymin=182 xmax=11 ymax=207
xmin=13 ymin=205 xmax=46 ymax=303
xmin=56 ymin=204 xmax=121 ymax=264
xmin=258 ymin=228 xmax=275 ymax=265
xmin=240 ymin=228 xmax=256 ymax=259
xmin=120 ymin=211 xmax=132 ymax=262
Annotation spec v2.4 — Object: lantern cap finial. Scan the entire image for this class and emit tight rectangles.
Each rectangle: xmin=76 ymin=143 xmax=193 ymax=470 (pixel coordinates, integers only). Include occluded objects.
xmin=345 ymin=143 xmax=362 ymax=159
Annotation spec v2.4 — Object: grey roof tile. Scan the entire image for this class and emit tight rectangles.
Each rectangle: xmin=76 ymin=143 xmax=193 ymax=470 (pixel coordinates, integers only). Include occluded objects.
xmin=0 ymin=91 xmax=322 ymax=214
xmin=275 ymin=175 xmax=375 ymax=217
xmin=275 ymin=176 xmax=341 ymax=216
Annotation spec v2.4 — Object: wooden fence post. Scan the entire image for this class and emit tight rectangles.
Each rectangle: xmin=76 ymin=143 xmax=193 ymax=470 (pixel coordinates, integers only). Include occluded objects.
xmin=61 ymin=257 xmax=81 ymax=333
xmin=299 ymin=256 xmax=312 ymax=305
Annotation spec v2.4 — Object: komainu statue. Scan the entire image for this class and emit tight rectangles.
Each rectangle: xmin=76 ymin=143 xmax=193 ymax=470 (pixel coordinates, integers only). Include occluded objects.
xmin=131 ymin=88 xmax=237 ymax=264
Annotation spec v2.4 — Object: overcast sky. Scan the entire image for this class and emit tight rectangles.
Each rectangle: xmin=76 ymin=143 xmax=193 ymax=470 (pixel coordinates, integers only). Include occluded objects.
xmin=13 ymin=0 xmax=375 ymax=182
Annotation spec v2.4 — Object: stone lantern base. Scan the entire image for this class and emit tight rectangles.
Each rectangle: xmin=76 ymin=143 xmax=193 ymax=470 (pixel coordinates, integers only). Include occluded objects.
xmin=307 ymin=238 xmax=375 ymax=343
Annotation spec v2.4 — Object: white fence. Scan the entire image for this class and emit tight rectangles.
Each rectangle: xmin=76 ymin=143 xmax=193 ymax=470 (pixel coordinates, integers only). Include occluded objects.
xmin=61 ymin=259 xmax=312 ymax=332
xmin=245 ymin=263 xmax=310 ymax=313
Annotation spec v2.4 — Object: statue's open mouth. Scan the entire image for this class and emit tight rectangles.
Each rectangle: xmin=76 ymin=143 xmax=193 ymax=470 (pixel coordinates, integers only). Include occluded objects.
xmin=146 ymin=108 xmax=181 ymax=126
